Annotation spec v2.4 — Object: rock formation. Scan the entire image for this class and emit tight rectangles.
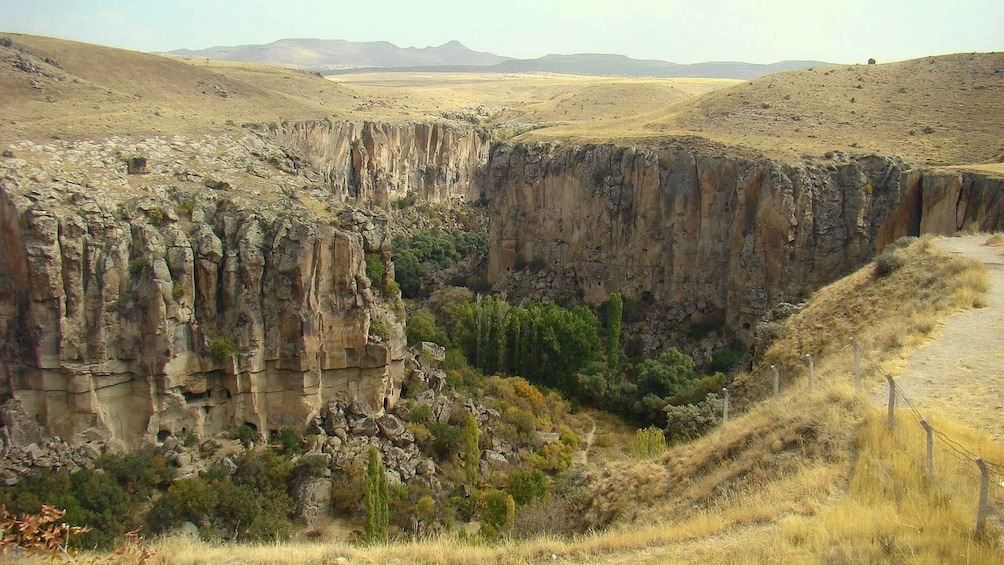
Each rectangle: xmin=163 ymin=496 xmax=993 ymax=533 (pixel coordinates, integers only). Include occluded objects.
xmin=271 ymin=120 xmax=490 ymax=206
xmin=2 ymin=118 xmax=1003 ymax=449
xmin=484 ymin=143 xmax=1004 ymax=341
xmin=0 ymin=133 xmax=406 ymax=448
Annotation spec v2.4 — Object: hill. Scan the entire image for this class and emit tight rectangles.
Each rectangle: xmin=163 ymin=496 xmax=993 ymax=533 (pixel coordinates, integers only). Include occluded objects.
xmin=4 ymin=33 xmax=1003 ymax=171
xmin=524 ymin=52 xmax=1004 ymax=168
xmin=0 ymin=33 xmax=365 ymax=143
xmin=168 ymin=38 xmax=510 ymax=70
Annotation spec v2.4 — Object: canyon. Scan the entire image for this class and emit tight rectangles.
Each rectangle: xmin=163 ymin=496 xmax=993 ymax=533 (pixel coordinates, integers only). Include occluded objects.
xmin=2 ymin=119 xmax=1003 ymax=448
xmin=1 ymin=35 xmax=1002 ymax=449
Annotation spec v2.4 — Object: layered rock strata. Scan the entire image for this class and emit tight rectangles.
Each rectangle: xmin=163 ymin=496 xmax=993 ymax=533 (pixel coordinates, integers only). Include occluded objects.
xmin=484 ymin=143 xmax=1004 ymax=341
xmin=271 ymin=120 xmax=490 ymax=206
xmin=0 ymin=134 xmax=406 ymax=448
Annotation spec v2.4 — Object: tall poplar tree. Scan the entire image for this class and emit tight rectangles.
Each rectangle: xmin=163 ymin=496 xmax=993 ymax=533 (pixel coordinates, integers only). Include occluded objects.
xmin=364 ymin=446 xmax=388 ymax=544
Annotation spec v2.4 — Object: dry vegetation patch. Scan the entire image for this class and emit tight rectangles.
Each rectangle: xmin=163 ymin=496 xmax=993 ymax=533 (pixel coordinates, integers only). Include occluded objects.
xmin=739 ymin=236 xmax=989 ymax=402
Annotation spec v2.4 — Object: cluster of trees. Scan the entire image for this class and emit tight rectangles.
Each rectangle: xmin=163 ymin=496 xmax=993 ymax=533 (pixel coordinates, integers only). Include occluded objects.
xmin=0 ymin=438 xmax=314 ymax=548
xmin=407 ymin=289 xmax=735 ymax=434
xmin=392 ymin=231 xmax=488 ymax=298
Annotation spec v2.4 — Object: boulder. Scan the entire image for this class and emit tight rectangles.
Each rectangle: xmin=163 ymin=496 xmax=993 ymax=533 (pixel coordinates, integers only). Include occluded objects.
xmin=376 ymin=415 xmax=406 ymax=439
xmin=0 ymin=399 xmax=45 ymax=448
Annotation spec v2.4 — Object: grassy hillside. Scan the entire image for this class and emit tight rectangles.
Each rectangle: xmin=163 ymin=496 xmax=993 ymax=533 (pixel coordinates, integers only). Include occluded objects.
xmin=6 ymin=34 xmax=1001 ymax=172
xmin=0 ymin=33 xmax=358 ymax=143
xmin=526 ymin=53 xmax=1004 ymax=169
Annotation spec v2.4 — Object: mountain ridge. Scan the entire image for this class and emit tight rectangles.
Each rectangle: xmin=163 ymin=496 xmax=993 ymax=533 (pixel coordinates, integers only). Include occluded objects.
xmin=167 ymin=37 xmax=830 ymax=79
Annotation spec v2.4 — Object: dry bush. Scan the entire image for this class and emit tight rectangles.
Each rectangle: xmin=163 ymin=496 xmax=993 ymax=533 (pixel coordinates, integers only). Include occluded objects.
xmin=985 ymin=233 xmax=1004 ymax=247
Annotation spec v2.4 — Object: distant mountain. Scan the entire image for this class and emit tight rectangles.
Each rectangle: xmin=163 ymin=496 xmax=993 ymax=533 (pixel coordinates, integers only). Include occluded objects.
xmin=326 ymin=53 xmax=832 ymax=80
xmin=167 ymin=38 xmax=830 ymax=80
xmin=167 ymin=38 xmax=510 ymax=70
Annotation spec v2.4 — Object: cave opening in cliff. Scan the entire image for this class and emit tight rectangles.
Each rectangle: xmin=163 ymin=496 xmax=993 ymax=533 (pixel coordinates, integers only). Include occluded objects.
xmin=183 ymin=389 xmax=211 ymax=404
xmin=156 ymin=430 xmax=170 ymax=443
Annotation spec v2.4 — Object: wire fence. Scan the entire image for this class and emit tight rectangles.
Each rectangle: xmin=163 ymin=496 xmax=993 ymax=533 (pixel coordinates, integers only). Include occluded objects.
xmin=721 ymin=339 xmax=1004 ymax=537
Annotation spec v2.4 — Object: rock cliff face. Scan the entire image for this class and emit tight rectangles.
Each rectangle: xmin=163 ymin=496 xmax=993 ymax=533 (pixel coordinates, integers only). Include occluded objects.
xmin=3 ymin=120 xmax=1002 ymax=449
xmin=271 ymin=120 xmax=490 ymax=206
xmin=0 ymin=134 xmax=406 ymax=448
xmin=484 ymin=143 xmax=1004 ymax=341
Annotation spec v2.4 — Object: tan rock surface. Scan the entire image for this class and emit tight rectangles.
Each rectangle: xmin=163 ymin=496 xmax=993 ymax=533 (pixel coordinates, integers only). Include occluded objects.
xmin=0 ymin=130 xmax=409 ymax=447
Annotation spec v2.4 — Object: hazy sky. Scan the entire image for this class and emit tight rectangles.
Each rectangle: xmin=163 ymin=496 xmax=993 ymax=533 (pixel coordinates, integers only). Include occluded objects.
xmin=2 ymin=0 xmax=1001 ymax=64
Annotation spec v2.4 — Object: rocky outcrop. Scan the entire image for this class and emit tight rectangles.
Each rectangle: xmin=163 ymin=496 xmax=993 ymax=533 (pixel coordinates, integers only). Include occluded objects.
xmin=0 ymin=134 xmax=406 ymax=448
xmin=484 ymin=143 xmax=1004 ymax=341
xmin=270 ymin=120 xmax=490 ymax=206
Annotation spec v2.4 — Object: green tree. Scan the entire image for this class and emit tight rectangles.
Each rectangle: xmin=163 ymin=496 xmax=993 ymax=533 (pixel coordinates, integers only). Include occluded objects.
xmin=406 ymin=308 xmax=448 ymax=346
xmin=636 ymin=348 xmax=697 ymax=399
xmin=479 ymin=490 xmax=515 ymax=540
xmin=606 ymin=293 xmax=623 ymax=373
xmin=364 ymin=447 xmax=389 ymax=544
xmin=461 ymin=413 xmax=481 ymax=486
xmin=506 ymin=469 xmax=548 ymax=506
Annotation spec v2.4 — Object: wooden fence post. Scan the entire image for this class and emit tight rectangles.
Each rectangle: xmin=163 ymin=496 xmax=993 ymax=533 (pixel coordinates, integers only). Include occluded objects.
xmin=886 ymin=375 xmax=896 ymax=430
xmin=976 ymin=457 xmax=990 ymax=537
xmin=722 ymin=388 xmax=730 ymax=425
xmin=771 ymin=365 xmax=779 ymax=399
xmin=852 ymin=339 xmax=861 ymax=391
xmin=920 ymin=419 xmax=934 ymax=477
xmin=806 ymin=354 xmax=814 ymax=392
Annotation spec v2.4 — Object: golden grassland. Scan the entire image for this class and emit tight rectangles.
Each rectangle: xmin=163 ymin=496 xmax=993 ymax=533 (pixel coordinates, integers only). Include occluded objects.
xmin=744 ymin=236 xmax=990 ymax=398
xmin=13 ymin=237 xmax=998 ymax=564
xmin=5 ymin=34 xmax=1004 ymax=170
xmin=525 ymin=53 xmax=1004 ymax=169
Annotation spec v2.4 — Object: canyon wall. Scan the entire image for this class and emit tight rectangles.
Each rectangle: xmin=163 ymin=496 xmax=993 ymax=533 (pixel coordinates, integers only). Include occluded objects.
xmin=484 ymin=143 xmax=1004 ymax=341
xmin=271 ymin=120 xmax=490 ymax=206
xmin=3 ymin=122 xmax=1002 ymax=448
xmin=0 ymin=134 xmax=406 ymax=448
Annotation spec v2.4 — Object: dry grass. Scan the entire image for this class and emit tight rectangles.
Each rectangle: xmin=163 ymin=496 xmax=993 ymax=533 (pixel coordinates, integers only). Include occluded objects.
xmin=525 ymin=53 xmax=1004 ymax=167
xmin=985 ymin=233 xmax=1004 ymax=247
xmin=736 ymin=236 xmax=990 ymax=402
xmin=6 ymin=34 xmax=1002 ymax=171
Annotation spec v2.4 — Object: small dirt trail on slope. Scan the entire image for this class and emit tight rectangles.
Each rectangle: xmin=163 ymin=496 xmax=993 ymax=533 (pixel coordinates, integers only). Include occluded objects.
xmin=891 ymin=235 xmax=1004 ymax=441
xmin=574 ymin=416 xmax=597 ymax=467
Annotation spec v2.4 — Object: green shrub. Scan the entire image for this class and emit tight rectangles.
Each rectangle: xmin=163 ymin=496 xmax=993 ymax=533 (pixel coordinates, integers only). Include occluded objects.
xmin=176 ymin=429 xmax=198 ymax=447
xmin=506 ymin=469 xmax=548 ymax=506
xmin=148 ymin=207 xmax=165 ymax=226
xmin=169 ymin=478 xmax=219 ymax=522
xmin=393 ymin=193 xmax=417 ymax=209
xmin=274 ymin=427 xmax=301 ymax=454
xmin=97 ymin=448 xmax=176 ymax=497
xmin=426 ymin=422 xmax=461 ymax=461
xmin=629 ymin=427 xmax=667 ymax=459
xmin=406 ymin=308 xmax=448 ymax=346
xmin=461 ymin=414 xmax=481 ymax=486
xmin=406 ymin=404 xmax=433 ymax=424
xmin=666 ymin=373 xmax=726 ymax=406
xmin=479 ymin=490 xmax=515 ymax=540
xmin=369 ymin=317 xmax=388 ymax=340
xmin=172 ymin=283 xmax=187 ymax=299
xmin=710 ymin=347 xmax=745 ymax=374
xmin=208 ymin=336 xmax=236 ymax=360
xmin=231 ymin=423 xmax=259 ymax=446
xmin=664 ymin=393 xmax=725 ymax=442
xmin=365 ymin=254 xmax=386 ymax=289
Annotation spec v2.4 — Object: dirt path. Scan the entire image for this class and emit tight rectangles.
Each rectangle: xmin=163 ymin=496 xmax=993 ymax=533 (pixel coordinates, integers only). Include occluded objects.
xmin=574 ymin=416 xmax=597 ymax=466
xmin=891 ymin=235 xmax=1004 ymax=441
